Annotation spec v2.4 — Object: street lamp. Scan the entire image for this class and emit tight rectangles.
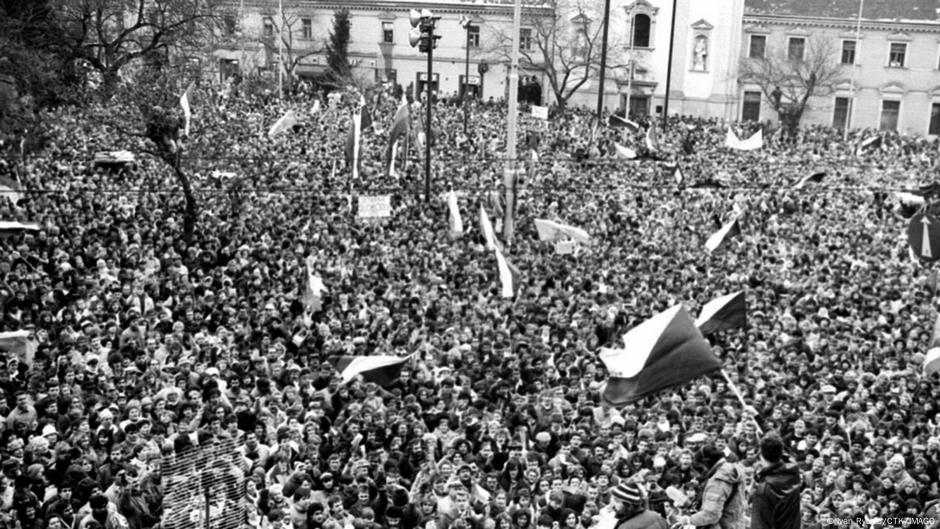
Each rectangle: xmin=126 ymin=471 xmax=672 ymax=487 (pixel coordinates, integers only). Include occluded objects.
xmin=409 ymin=8 xmax=440 ymax=203
xmin=459 ymin=15 xmax=473 ymax=136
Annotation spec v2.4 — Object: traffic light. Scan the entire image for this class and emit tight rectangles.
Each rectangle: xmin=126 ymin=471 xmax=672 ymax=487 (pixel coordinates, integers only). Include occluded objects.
xmin=408 ymin=9 xmax=440 ymax=54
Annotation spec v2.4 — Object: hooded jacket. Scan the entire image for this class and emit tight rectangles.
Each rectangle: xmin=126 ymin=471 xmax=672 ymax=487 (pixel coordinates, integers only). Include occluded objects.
xmin=689 ymin=459 xmax=746 ymax=529
xmin=750 ymin=462 xmax=803 ymax=529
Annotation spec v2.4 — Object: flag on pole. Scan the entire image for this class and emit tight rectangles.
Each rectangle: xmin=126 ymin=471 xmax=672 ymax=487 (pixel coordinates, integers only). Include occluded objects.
xmin=331 ymin=354 xmax=414 ymax=386
xmin=479 ymin=205 xmax=498 ymax=251
xmin=494 ymin=247 xmax=519 ymax=298
xmin=386 ymin=100 xmax=410 ymax=174
xmin=526 ymin=131 xmax=540 ymax=162
xmin=345 ymin=103 xmax=372 ymax=179
xmin=924 ymin=347 xmax=940 ymax=377
xmin=0 ymin=221 xmax=40 ymax=236
xmin=0 ymin=330 xmax=35 ymax=366
xmin=0 ymin=175 xmax=23 ymax=205
xmin=599 ymin=305 xmax=721 ymax=407
xmin=795 ymin=171 xmax=826 ymax=190
xmin=608 ymin=114 xmax=641 ymax=133
xmin=268 ymin=109 xmax=298 ymax=139
xmin=896 ymin=191 xmax=925 ymax=219
xmin=645 ymin=123 xmax=660 ymax=152
xmin=695 ymin=291 xmax=747 ymax=336
xmin=857 ymin=134 xmax=882 ymax=155
xmin=533 ymin=219 xmax=590 ymax=243
xmin=614 ymin=143 xmax=637 ymax=160
xmin=446 ymin=191 xmax=464 ymax=236
xmin=705 ymin=216 xmax=742 ymax=253
xmin=388 ymin=140 xmax=400 ymax=178
xmin=179 ymin=83 xmax=193 ymax=137
xmin=302 ymin=255 xmax=326 ymax=313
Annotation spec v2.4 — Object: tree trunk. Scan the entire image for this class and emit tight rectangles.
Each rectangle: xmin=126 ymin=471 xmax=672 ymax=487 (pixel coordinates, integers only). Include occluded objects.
xmin=777 ymin=105 xmax=803 ymax=142
xmin=171 ymin=157 xmax=197 ymax=246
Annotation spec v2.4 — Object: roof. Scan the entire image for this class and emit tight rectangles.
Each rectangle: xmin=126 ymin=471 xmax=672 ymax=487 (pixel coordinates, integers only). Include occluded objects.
xmin=745 ymin=0 xmax=940 ymax=21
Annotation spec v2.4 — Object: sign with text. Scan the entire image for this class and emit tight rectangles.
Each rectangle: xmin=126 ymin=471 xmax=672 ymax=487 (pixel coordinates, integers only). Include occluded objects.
xmin=531 ymin=105 xmax=549 ymax=120
xmin=358 ymin=195 xmax=392 ymax=218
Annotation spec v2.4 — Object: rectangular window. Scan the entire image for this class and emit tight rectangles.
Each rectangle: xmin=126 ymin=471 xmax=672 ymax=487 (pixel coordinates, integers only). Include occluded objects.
xmin=742 ymin=91 xmax=762 ymax=122
xmin=880 ymin=100 xmax=900 ymax=131
xmin=749 ymin=35 xmax=766 ymax=59
xmin=889 ymin=43 xmax=906 ymax=67
xmin=382 ymin=21 xmax=393 ymax=43
xmin=788 ymin=37 xmax=805 ymax=61
xmin=468 ymin=24 xmax=480 ymax=48
xmin=841 ymin=40 xmax=856 ymax=65
xmin=263 ymin=17 xmax=274 ymax=38
xmin=520 ymin=28 xmax=533 ymax=51
xmin=930 ymin=103 xmax=940 ymax=135
xmin=833 ymin=97 xmax=851 ymax=130
xmin=223 ymin=15 xmax=236 ymax=36
xmin=302 ymin=18 xmax=312 ymax=39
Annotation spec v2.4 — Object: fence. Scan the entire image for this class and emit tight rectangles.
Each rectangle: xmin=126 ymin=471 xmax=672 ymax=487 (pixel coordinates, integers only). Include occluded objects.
xmin=160 ymin=436 xmax=248 ymax=529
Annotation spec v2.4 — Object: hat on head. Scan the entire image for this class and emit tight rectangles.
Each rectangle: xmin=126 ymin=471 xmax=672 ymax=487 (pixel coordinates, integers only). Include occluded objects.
xmin=610 ymin=482 xmax=643 ymax=505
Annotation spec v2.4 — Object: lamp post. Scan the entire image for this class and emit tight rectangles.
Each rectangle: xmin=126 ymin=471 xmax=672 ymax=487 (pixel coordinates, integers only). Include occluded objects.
xmin=409 ymin=9 xmax=440 ymax=203
xmin=459 ymin=15 xmax=472 ymax=136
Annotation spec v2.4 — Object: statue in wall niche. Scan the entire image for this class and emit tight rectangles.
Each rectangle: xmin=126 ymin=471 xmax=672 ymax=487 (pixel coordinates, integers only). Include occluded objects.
xmin=692 ymin=35 xmax=708 ymax=71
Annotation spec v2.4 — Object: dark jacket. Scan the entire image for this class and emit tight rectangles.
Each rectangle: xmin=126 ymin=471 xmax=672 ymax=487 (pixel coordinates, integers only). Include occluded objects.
xmin=750 ymin=462 xmax=803 ymax=529
xmin=614 ymin=510 xmax=669 ymax=529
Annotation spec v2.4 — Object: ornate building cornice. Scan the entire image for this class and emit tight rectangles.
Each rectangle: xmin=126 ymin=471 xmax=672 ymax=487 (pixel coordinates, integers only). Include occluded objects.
xmin=743 ymin=13 xmax=940 ymax=34
xmin=227 ymin=0 xmax=552 ymax=17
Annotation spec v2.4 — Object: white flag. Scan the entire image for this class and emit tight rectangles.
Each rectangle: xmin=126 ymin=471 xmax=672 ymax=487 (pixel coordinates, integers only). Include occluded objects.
xmin=479 ymin=205 xmax=498 ymax=251
xmin=268 ymin=110 xmax=298 ymax=139
xmin=179 ymin=84 xmax=193 ymax=137
xmin=446 ymin=191 xmax=464 ymax=236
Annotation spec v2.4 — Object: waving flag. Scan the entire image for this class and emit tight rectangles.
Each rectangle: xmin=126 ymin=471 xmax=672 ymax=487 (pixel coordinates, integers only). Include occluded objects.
xmin=179 ymin=83 xmax=193 ymax=137
xmin=0 ymin=175 xmax=24 ymax=205
xmin=0 ymin=221 xmax=40 ymax=235
xmin=608 ymin=114 xmax=641 ymax=133
xmin=446 ymin=191 xmax=464 ymax=236
xmin=386 ymin=99 xmax=410 ymax=174
xmin=600 ymin=305 xmax=721 ymax=406
xmin=645 ymin=123 xmax=660 ymax=152
xmin=924 ymin=348 xmax=940 ymax=377
xmin=0 ymin=331 xmax=35 ymax=365
xmin=332 ymin=354 xmax=413 ymax=386
xmin=268 ymin=109 xmax=298 ymax=139
xmin=695 ymin=291 xmax=747 ymax=336
xmin=479 ymin=205 xmax=498 ymax=251
xmin=302 ymin=255 xmax=326 ymax=313
xmin=494 ymin=247 xmax=519 ymax=298
xmin=705 ymin=216 xmax=742 ymax=253
xmin=614 ymin=143 xmax=637 ymax=160
xmin=345 ymin=102 xmax=373 ymax=179
xmin=795 ymin=171 xmax=826 ymax=190
xmin=533 ymin=219 xmax=590 ymax=243
xmin=726 ymin=127 xmax=763 ymax=150
xmin=857 ymin=134 xmax=882 ymax=155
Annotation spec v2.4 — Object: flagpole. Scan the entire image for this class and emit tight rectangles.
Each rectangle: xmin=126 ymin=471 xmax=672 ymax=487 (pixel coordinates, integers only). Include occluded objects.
xmin=845 ymin=0 xmax=864 ymax=141
xmin=720 ymin=369 xmax=762 ymax=435
xmin=661 ymin=0 xmax=678 ymax=130
xmin=504 ymin=0 xmax=522 ymax=245
xmin=277 ymin=0 xmax=284 ymax=99
xmin=595 ymin=0 xmax=612 ymax=120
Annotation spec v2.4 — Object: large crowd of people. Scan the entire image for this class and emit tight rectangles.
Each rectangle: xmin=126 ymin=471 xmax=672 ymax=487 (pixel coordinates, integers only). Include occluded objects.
xmin=1 ymin=78 xmax=939 ymax=529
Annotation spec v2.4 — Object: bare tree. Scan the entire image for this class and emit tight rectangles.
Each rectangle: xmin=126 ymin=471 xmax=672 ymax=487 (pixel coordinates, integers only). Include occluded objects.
xmin=262 ymin=13 xmax=322 ymax=93
xmin=738 ymin=35 xmax=840 ymax=136
xmin=485 ymin=0 xmax=625 ymax=110
xmin=53 ymin=0 xmax=222 ymax=92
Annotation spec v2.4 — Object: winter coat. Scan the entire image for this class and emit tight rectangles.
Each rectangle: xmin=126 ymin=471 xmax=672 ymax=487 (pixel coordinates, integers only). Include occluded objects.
xmin=689 ymin=459 xmax=747 ymax=529
xmin=614 ymin=510 xmax=670 ymax=529
xmin=750 ymin=462 xmax=803 ymax=529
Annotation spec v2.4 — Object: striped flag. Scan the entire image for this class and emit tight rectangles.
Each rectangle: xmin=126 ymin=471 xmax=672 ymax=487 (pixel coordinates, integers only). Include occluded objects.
xmin=600 ymin=305 xmax=721 ymax=406
xmin=608 ymin=114 xmax=641 ymax=133
xmin=614 ymin=143 xmax=637 ymax=160
xmin=645 ymin=123 xmax=660 ymax=152
xmin=0 ymin=175 xmax=23 ymax=205
xmin=268 ymin=109 xmax=298 ymax=139
xmin=695 ymin=291 xmax=747 ymax=336
xmin=795 ymin=171 xmax=826 ymax=190
xmin=0 ymin=330 xmax=35 ymax=366
xmin=479 ymin=205 xmax=498 ymax=251
xmin=446 ymin=191 xmax=464 ymax=236
xmin=0 ymin=221 xmax=40 ymax=236
xmin=302 ymin=255 xmax=326 ymax=313
xmin=179 ymin=83 xmax=193 ymax=137
xmin=857 ymin=134 xmax=882 ymax=155
xmin=533 ymin=219 xmax=590 ymax=243
xmin=494 ymin=246 xmax=519 ymax=298
xmin=346 ymin=100 xmax=374 ymax=179
xmin=332 ymin=354 xmax=413 ymax=386
xmin=705 ymin=216 xmax=742 ymax=253
xmin=386 ymin=99 xmax=410 ymax=174
xmin=925 ymin=347 xmax=940 ymax=377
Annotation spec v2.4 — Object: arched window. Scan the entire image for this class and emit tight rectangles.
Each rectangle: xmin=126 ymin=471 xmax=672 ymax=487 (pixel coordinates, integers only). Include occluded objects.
xmin=632 ymin=14 xmax=651 ymax=47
